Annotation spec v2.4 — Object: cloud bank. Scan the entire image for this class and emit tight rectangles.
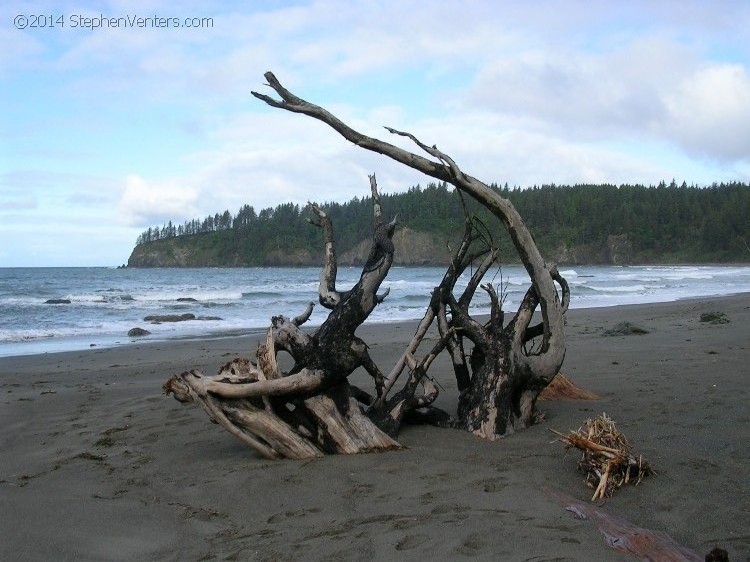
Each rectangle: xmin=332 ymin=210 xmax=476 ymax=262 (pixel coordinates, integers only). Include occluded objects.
xmin=2 ymin=0 xmax=749 ymax=265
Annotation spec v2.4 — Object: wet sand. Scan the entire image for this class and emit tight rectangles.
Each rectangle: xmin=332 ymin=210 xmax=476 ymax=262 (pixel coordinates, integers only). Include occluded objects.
xmin=1 ymin=294 xmax=748 ymax=561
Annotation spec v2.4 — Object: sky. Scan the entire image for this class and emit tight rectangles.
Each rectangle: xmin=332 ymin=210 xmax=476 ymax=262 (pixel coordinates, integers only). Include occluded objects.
xmin=2 ymin=0 xmax=749 ymax=267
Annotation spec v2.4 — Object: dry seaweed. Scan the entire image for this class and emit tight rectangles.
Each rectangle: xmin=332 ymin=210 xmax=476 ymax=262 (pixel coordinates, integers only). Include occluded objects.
xmin=552 ymin=413 xmax=655 ymax=500
xmin=699 ymin=311 xmax=730 ymax=324
xmin=539 ymin=372 xmax=600 ymax=400
xmin=602 ymin=322 xmax=650 ymax=336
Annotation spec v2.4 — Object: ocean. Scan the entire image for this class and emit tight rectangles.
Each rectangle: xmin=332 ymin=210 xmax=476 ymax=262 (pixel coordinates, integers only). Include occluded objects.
xmin=2 ymin=264 xmax=750 ymax=357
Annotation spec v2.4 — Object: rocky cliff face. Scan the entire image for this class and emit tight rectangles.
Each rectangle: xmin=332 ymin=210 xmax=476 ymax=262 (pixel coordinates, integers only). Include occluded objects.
xmin=128 ymin=228 xmax=456 ymax=267
xmin=605 ymin=234 xmax=634 ymax=265
xmin=340 ymin=228 xmax=454 ymax=266
xmin=128 ymin=243 xmax=191 ymax=267
xmin=128 ymin=229 xmax=635 ymax=267
xmin=548 ymin=234 xmax=634 ymax=265
xmin=262 ymin=249 xmax=316 ymax=266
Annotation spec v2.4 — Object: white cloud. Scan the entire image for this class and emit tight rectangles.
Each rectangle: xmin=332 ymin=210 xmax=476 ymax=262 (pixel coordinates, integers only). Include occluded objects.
xmin=665 ymin=64 xmax=750 ymax=161
xmin=118 ymin=174 xmax=200 ymax=225
xmin=377 ymin=110 xmax=671 ymax=187
xmin=465 ymin=35 xmax=750 ymax=165
xmin=466 ymin=38 xmax=681 ymax=135
xmin=4 ymin=0 xmax=750 ymax=265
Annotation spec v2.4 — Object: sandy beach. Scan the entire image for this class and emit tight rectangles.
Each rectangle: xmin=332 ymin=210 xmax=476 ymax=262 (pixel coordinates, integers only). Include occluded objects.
xmin=1 ymin=294 xmax=748 ymax=561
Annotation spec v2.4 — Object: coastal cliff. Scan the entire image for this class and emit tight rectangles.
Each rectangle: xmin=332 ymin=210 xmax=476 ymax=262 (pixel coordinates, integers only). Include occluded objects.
xmin=127 ymin=228 xmax=637 ymax=267
xmin=549 ymin=234 xmax=634 ymax=266
xmin=127 ymin=182 xmax=750 ymax=267
xmin=127 ymin=228 xmax=456 ymax=267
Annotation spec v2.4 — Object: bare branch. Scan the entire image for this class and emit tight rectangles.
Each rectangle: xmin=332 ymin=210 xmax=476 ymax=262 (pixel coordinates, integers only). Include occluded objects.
xmin=446 ymin=292 xmax=488 ymax=346
xmin=252 ymin=72 xmax=451 ymax=182
xmin=166 ymin=370 xmax=284 ymax=460
xmin=361 ymin=353 xmax=386 ymax=398
xmin=457 ymin=249 xmax=498 ymax=310
xmin=253 ymin=72 xmax=565 ymax=364
xmin=375 ymin=286 xmax=390 ymax=304
xmin=203 ymin=368 xmax=326 ymax=399
xmin=370 ymin=174 xmax=383 ymax=225
xmin=482 ymin=283 xmax=504 ymax=334
xmin=272 ymin=314 xmax=312 ymax=357
xmin=293 ymin=301 xmax=315 ymax=326
xmin=550 ymin=264 xmax=570 ymax=314
xmin=437 ymin=301 xmax=471 ymax=393
xmin=379 ymin=307 xmax=436 ymax=402
xmin=383 ymin=126 xmax=466 ymax=184
xmin=506 ymin=285 xmax=539 ymax=345
xmin=308 ymin=203 xmax=345 ymax=309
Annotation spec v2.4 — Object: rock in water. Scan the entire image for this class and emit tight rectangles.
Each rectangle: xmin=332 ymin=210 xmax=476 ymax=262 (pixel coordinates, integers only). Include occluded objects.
xmin=143 ymin=313 xmax=196 ymax=323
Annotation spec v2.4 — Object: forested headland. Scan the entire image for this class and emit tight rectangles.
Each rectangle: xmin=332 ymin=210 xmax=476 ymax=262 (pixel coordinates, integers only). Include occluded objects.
xmin=128 ymin=181 xmax=750 ymax=267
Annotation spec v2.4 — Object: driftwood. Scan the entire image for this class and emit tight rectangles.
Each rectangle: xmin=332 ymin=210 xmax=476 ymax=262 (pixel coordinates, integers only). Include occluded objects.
xmin=544 ymin=487 xmax=703 ymax=561
xmin=164 ymin=71 xmax=571 ymax=457
xmin=164 ymin=177 xmax=402 ymax=459
xmin=552 ymin=413 xmax=655 ymax=500
xmin=539 ymin=373 xmax=600 ymax=400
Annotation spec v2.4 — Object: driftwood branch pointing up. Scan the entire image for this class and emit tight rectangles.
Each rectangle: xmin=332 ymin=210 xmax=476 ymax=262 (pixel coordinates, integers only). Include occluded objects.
xmin=253 ymin=71 xmax=566 ymax=381
xmin=252 ymin=71 xmax=570 ymax=437
xmin=308 ymin=203 xmax=346 ymax=309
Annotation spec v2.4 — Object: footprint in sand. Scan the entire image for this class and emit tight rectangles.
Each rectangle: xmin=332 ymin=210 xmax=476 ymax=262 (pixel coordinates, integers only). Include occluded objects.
xmin=456 ymin=532 xmax=486 ymax=556
xmin=475 ymin=476 xmax=506 ymax=493
xmin=395 ymin=533 xmax=430 ymax=551
xmin=266 ymin=507 xmax=321 ymax=524
xmin=419 ymin=491 xmax=434 ymax=505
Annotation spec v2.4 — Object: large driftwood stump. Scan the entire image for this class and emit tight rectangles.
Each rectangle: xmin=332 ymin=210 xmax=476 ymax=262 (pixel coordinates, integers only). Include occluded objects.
xmin=165 ymin=177 xmax=402 ymax=459
xmin=164 ymin=72 xmax=569 ymax=457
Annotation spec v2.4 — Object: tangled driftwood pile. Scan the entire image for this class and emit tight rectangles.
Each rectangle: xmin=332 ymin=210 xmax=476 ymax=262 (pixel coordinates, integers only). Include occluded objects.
xmin=553 ymin=413 xmax=655 ymax=500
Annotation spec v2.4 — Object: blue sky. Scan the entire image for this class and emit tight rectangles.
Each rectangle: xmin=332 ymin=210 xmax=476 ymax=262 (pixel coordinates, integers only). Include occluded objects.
xmin=2 ymin=0 xmax=749 ymax=266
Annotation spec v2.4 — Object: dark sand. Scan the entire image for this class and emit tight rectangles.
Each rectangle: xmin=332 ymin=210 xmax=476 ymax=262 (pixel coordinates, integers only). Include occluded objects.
xmin=1 ymin=295 xmax=749 ymax=561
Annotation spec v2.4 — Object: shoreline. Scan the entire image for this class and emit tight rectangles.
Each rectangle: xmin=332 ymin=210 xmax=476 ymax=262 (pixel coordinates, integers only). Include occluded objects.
xmin=2 ymin=291 xmax=749 ymax=361
xmin=1 ymin=294 xmax=749 ymax=560
xmin=4 ymin=263 xmax=750 ymax=360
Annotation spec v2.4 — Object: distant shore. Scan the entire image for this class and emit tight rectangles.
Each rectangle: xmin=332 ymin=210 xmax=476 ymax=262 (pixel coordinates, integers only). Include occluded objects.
xmin=1 ymin=294 xmax=748 ymax=560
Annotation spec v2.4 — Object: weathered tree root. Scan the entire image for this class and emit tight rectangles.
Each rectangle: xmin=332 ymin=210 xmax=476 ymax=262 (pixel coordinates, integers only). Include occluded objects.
xmin=251 ymin=71 xmax=569 ymax=438
xmin=164 ymin=176 xmax=406 ymax=458
xmin=163 ymin=71 xmax=572 ymax=458
xmin=164 ymin=331 xmax=401 ymax=459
